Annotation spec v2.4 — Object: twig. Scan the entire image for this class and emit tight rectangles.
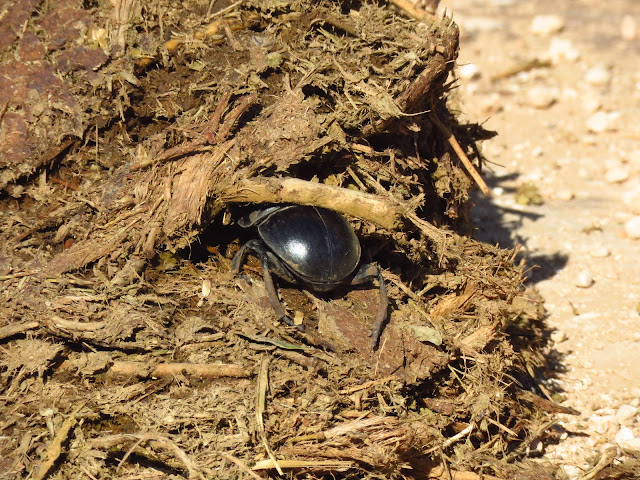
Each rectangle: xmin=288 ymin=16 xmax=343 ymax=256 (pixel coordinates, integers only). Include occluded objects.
xmin=88 ymin=433 xmax=204 ymax=480
xmin=33 ymin=403 xmax=86 ymax=480
xmin=0 ymin=321 xmax=40 ymax=340
xmin=215 ymin=93 xmax=258 ymax=142
xmin=205 ymin=90 xmax=232 ymax=143
xmin=207 ymin=0 xmax=244 ymax=20
xmin=577 ymin=446 xmax=618 ymax=480
xmin=108 ymin=361 xmax=251 ymax=378
xmin=425 ymin=422 xmax=475 ymax=454
xmin=255 ymin=357 xmax=283 ymax=475
xmin=405 ymin=211 xmax=449 ymax=244
xmin=338 ymin=375 xmax=396 ymax=395
xmin=220 ymin=453 xmax=263 ymax=480
xmin=222 ymin=177 xmax=407 ymax=230
xmin=484 ymin=416 xmax=518 ymax=437
xmin=428 ymin=113 xmax=491 ymax=196
xmin=252 ymin=459 xmax=352 ymax=471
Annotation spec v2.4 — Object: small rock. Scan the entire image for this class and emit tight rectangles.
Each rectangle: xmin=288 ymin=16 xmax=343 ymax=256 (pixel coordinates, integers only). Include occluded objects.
xmin=581 ymin=90 xmax=603 ymax=113
xmin=624 ymin=216 xmax=640 ymax=239
xmin=547 ymin=38 xmax=581 ymax=63
xmin=631 ymin=398 xmax=640 ymax=408
xmin=615 ymin=426 xmax=635 ymax=444
xmin=623 ymin=186 xmax=640 ymax=214
xmin=586 ymin=111 xmax=619 ymax=133
xmin=458 ymin=63 xmax=481 ymax=80
xmin=621 ymin=15 xmax=637 ymax=41
xmin=563 ymin=465 xmax=582 ymax=479
xmin=550 ymin=330 xmax=568 ymax=344
xmin=526 ymin=438 xmax=544 ymax=456
xmin=554 ymin=189 xmax=575 ymax=201
xmin=605 ymin=166 xmax=630 ymax=184
xmin=590 ymin=246 xmax=611 ymax=258
xmin=588 ymin=414 xmax=617 ymax=434
xmin=616 ymin=404 xmax=638 ymax=423
xmin=526 ymin=86 xmax=558 ymax=108
xmin=585 ymin=65 xmax=612 ymax=86
xmin=530 ymin=14 xmax=565 ymax=36
xmin=575 ymin=269 xmax=594 ymax=288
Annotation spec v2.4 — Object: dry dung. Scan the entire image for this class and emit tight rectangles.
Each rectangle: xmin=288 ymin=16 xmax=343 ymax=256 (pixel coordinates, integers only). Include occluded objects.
xmin=1 ymin=1 xmax=563 ymax=479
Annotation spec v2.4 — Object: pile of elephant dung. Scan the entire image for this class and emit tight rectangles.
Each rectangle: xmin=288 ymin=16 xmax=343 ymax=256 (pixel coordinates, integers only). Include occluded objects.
xmin=0 ymin=1 xmax=563 ymax=479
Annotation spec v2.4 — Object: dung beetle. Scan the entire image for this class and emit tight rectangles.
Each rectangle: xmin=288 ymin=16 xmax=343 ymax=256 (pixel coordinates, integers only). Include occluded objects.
xmin=232 ymin=205 xmax=388 ymax=349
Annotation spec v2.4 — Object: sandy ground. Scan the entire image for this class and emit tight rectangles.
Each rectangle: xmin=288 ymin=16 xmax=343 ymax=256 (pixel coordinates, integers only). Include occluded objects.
xmin=436 ymin=0 xmax=640 ymax=474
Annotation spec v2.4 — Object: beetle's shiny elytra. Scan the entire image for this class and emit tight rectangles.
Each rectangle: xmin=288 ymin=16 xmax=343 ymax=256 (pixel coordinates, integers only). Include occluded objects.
xmin=255 ymin=206 xmax=361 ymax=290
xmin=232 ymin=205 xmax=389 ymax=349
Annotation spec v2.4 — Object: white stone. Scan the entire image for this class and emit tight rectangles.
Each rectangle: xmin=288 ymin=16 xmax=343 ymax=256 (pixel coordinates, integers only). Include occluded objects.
xmin=458 ymin=63 xmax=481 ymax=80
xmin=550 ymin=330 xmax=568 ymax=344
xmin=554 ymin=189 xmax=575 ymax=201
xmin=547 ymin=38 xmax=581 ymax=63
xmin=621 ymin=15 xmax=637 ymax=41
xmin=623 ymin=186 xmax=640 ymax=214
xmin=581 ymin=90 xmax=603 ymax=113
xmin=624 ymin=216 xmax=640 ymax=239
xmin=526 ymin=85 xmax=558 ymax=108
xmin=590 ymin=246 xmax=611 ymax=258
xmin=616 ymin=404 xmax=638 ymax=423
xmin=526 ymin=438 xmax=544 ymax=456
xmin=531 ymin=14 xmax=565 ymax=36
xmin=588 ymin=414 xmax=617 ymax=434
xmin=605 ymin=166 xmax=630 ymax=184
xmin=563 ymin=465 xmax=582 ymax=479
xmin=585 ymin=65 xmax=612 ymax=86
xmin=575 ymin=269 xmax=594 ymax=288
xmin=615 ymin=426 xmax=635 ymax=444
xmin=586 ymin=111 xmax=619 ymax=133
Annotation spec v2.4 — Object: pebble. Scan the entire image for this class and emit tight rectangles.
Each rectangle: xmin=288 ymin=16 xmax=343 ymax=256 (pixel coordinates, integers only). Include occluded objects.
xmin=554 ymin=189 xmax=575 ymax=201
xmin=563 ymin=465 xmax=582 ymax=479
xmin=623 ymin=186 xmax=640 ymax=214
xmin=526 ymin=85 xmax=558 ymax=108
xmin=616 ymin=404 xmax=638 ymax=423
xmin=550 ymin=330 xmax=568 ymax=344
xmin=621 ymin=15 xmax=637 ymax=41
xmin=584 ymin=65 xmax=612 ymax=86
xmin=605 ymin=166 xmax=630 ymax=184
xmin=547 ymin=38 xmax=581 ymax=63
xmin=458 ymin=63 xmax=481 ymax=80
xmin=575 ymin=269 xmax=594 ymax=288
xmin=530 ymin=14 xmax=565 ymax=36
xmin=614 ymin=427 xmax=640 ymax=449
xmin=586 ymin=111 xmax=619 ymax=133
xmin=590 ymin=246 xmax=610 ymax=258
xmin=526 ymin=438 xmax=544 ymax=456
xmin=581 ymin=90 xmax=603 ymax=113
xmin=588 ymin=414 xmax=617 ymax=434
xmin=624 ymin=216 xmax=640 ymax=239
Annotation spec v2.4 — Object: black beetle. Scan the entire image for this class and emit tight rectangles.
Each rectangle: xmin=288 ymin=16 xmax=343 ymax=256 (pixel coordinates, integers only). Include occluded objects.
xmin=232 ymin=205 xmax=388 ymax=349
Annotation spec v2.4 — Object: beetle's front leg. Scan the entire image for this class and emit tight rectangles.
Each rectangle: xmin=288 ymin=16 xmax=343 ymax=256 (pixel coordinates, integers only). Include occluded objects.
xmin=351 ymin=264 xmax=388 ymax=350
xmin=232 ymin=240 xmax=300 ymax=329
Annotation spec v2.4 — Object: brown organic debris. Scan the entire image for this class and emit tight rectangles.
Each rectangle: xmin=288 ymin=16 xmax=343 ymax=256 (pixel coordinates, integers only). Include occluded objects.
xmin=0 ymin=1 xmax=557 ymax=479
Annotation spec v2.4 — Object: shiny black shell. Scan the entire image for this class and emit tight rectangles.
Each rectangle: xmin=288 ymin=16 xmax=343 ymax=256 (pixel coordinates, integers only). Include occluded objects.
xmin=256 ymin=206 xmax=361 ymax=289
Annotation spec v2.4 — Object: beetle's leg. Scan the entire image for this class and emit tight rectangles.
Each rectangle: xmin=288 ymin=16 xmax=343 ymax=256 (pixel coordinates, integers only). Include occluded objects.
xmin=232 ymin=240 xmax=300 ymax=329
xmin=351 ymin=264 xmax=388 ymax=350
